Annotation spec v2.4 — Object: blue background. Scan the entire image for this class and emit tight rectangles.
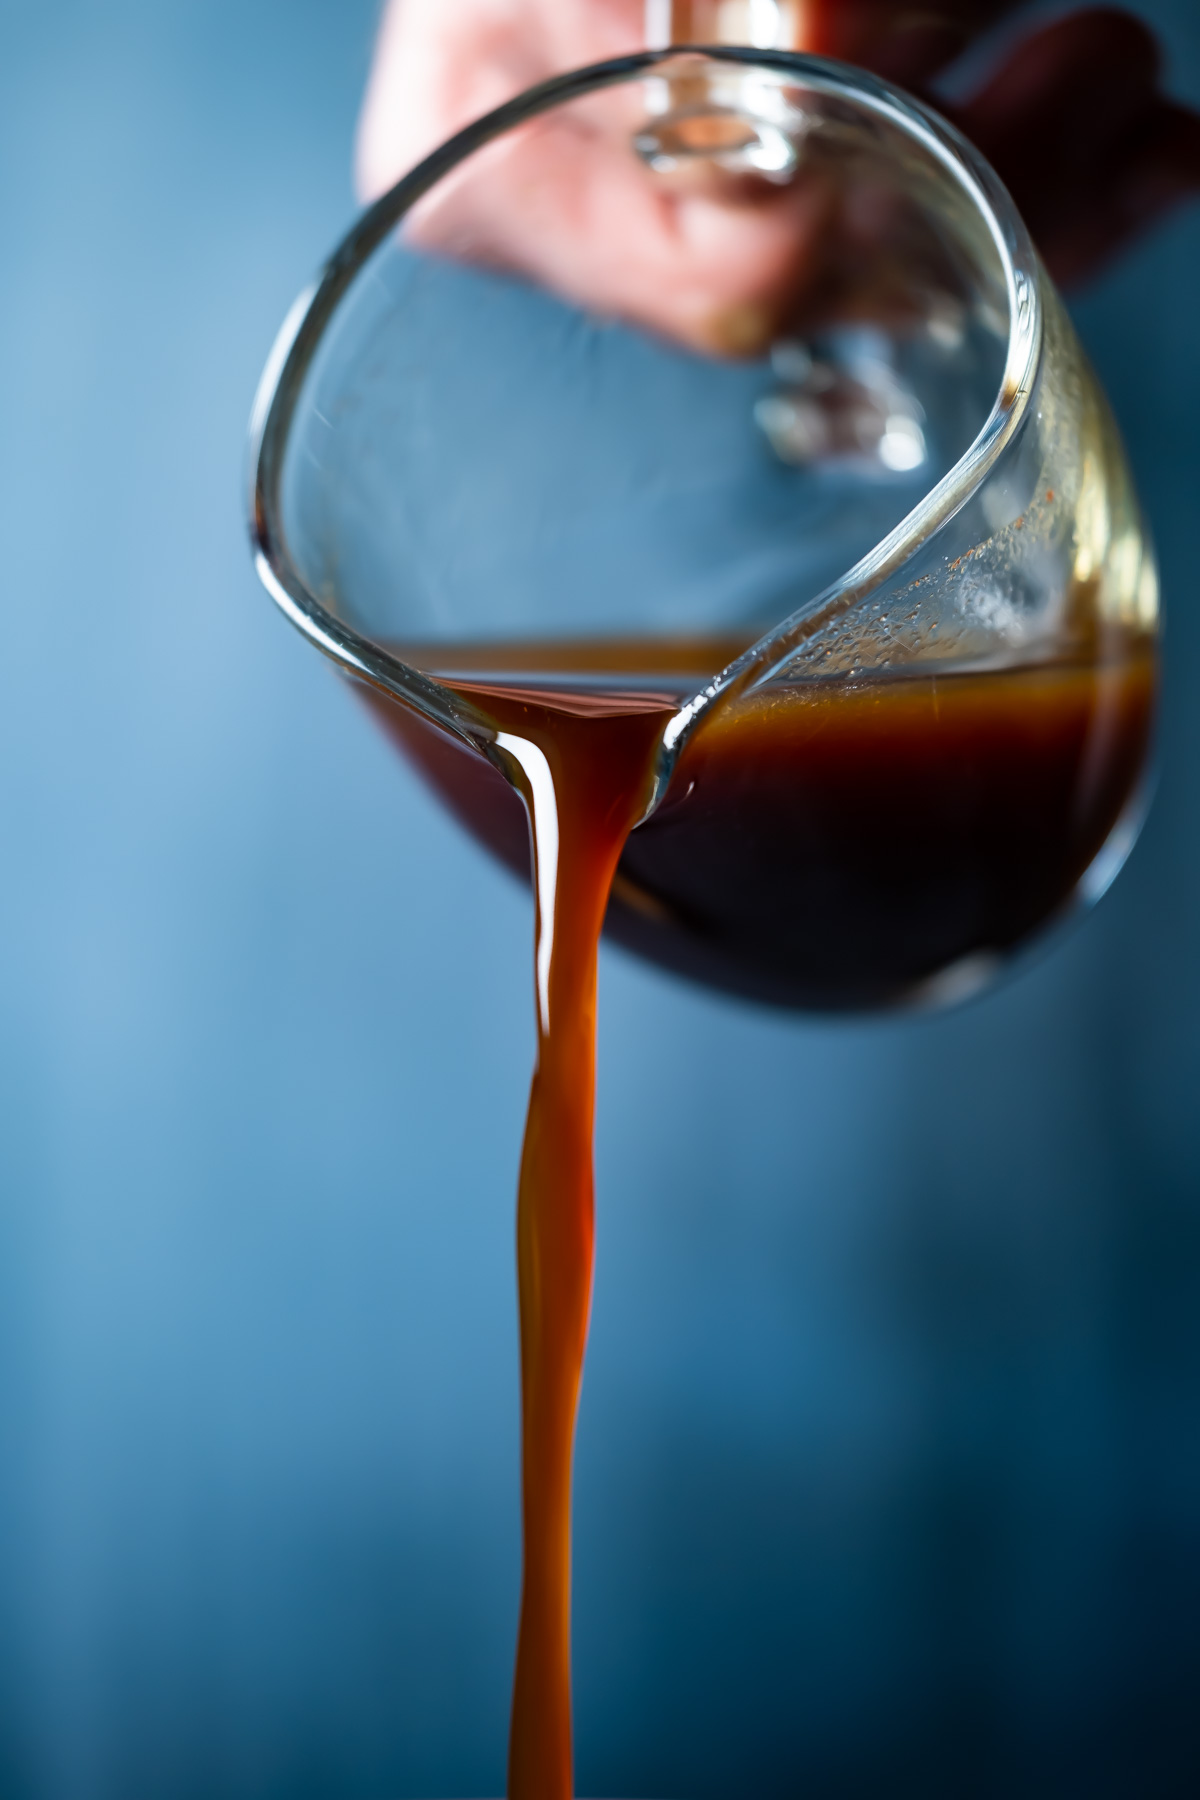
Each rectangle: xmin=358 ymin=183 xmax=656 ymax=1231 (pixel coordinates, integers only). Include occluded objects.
xmin=1 ymin=2 xmax=1198 ymax=1794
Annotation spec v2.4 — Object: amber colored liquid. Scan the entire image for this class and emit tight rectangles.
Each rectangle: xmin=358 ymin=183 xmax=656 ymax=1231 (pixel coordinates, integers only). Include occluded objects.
xmin=627 ymin=649 xmax=1156 ymax=1006
xmin=363 ymin=640 xmax=1154 ymax=1799
xmin=431 ymin=681 xmax=673 ymax=1800
xmin=372 ymin=642 xmax=1156 ymax=1008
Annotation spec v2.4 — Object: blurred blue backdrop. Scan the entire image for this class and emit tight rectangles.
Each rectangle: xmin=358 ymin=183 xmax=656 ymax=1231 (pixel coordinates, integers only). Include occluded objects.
xmin=1 ymin=2 xmax=1198 ymax=1795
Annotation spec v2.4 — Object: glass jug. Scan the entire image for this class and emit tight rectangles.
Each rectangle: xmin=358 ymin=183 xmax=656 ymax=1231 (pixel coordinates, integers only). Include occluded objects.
xmin=248 ymin=45 xmax=1158 ymax=1013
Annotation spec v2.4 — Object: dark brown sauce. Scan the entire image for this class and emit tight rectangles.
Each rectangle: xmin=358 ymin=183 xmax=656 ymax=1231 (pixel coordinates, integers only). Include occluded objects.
xmin=625 ymin=649 xmax=1157 ymax=1006
xmin=361 ymin=638 xmax=1155 ymax=1798
xmin=433 ymin=682 xmax=671 ymax=1800
xmin=370 ymin=642 xmax=1156 ymax=1007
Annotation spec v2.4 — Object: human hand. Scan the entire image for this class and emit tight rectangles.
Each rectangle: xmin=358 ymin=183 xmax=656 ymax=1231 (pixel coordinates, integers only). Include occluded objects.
xmin=356 ymin=1 xmax=1200 ymax=348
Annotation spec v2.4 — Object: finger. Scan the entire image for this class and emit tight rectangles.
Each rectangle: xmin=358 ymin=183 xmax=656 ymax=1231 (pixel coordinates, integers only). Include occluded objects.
xmin=958 ymin=9 xmax=1161 ymax=166
xmin=410 ymin=116 xmax=834 ymax=355
xmin=950 ymin=9 xmax=1200 ymax=285
xmin=801 ymin=0 xmax=1025 ymax=89
xmin=357 ymin=0 xmax=646 ymax=201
